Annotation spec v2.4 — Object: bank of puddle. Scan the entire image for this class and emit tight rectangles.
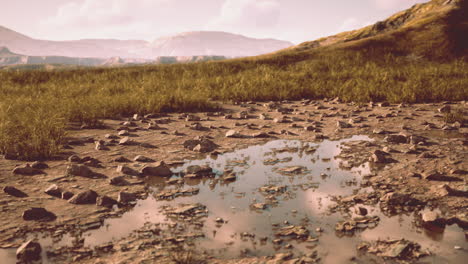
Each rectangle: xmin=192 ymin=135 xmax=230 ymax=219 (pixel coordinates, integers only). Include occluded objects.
xmin=1 ymin=135 xmax=466 ymax=263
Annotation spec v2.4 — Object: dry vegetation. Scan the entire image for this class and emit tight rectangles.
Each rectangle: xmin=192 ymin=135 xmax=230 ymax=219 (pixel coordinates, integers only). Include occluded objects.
xmin=0 ymin=0 xmax=467 ymax=160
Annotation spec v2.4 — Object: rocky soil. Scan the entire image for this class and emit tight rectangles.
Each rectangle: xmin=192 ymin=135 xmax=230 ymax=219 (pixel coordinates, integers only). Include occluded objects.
xmin=0 ymin=99 xmax=466 ymax=264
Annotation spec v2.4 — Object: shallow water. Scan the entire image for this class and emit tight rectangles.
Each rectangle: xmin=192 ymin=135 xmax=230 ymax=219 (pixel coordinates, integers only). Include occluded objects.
xmin=2 ymin=135 xmax=467 ymax=263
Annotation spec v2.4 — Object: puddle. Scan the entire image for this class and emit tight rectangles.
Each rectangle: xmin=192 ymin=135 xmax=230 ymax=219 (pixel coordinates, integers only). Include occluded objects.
xmin=2 ymin=135 xmax=467 ymax=263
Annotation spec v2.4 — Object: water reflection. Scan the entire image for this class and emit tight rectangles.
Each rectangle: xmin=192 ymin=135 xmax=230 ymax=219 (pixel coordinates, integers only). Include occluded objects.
xmin=1 ymin=135 xmax=466 ymax=263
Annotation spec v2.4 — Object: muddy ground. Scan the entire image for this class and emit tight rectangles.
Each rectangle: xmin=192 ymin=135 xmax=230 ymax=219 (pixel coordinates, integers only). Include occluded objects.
xmin=0 ymin=99 xmax=466 ymax=264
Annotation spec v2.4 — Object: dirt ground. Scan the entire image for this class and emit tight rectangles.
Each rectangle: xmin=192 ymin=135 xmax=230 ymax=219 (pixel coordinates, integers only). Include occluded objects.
xmin=0 ymin=99 xmax=466 ymax=263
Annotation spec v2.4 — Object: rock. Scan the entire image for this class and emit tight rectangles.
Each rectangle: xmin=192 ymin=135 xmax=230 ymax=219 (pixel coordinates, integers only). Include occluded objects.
xmin=66 ymin=164 xmax=95 ymax=178
xmin=116 ymin=165 xmax=139 ymax=176
xmin=16 ymin=240 xmax=41 ymax=262
xmin=22 ymin=208 xmax=56 ymax=221
xmin=114 ymin=156 xmax=130 ymax=162
xmin=337 ymin=120 xmax=352 ymax=128
xmin=118 ymin=130 xmax=129 ymax=136
xmin=222 ymin=172 xmax=237 ymax=182
xmin=251 ymin=203 xmax=267 ymax=210
xmin=96 ymin=196 xmax=118 ymax=208
xmin=119 ymin=137 xmax=131 ymax=145
xmin=358 ymin=207 xmax=368 ymax=216
xmin=31 ymin=161 xmax=49 ymax=169
xmin=438 ymin=105 xmax=451 ymax=113
xmin=381 ymin=240 xmax=411 ymax=258
xmin=44 ymin=184 xmax=62 ymax=198
xmin=184 ymin=165 xmax=213 ymax=178
xmin=421 ymin=211 xmax=446 ymax=226
xmin=141 ymin=161 xmax=172 ymax=177
xmin=277 ymin=166 xmax=306 ymax=174
xmin=378 ymin=102 xmax=390 ymax=107
xmin=68 ymin=190 xmax=98 ymax=204
xmin=12 ymin=164 xmax=43 ymax=175
xmin=276 ymin=225 xmax=309 ymax=238
xmin=134 ymin=155 xmax=153 ymax=162
xmin=423 ymin=171 xmax=462 ymax=182
xmin=226 ymin=130 xmax=242 ymax=138
xmin=61 ymin=191 xmax=74 ymax=200
xmin=118 ymin=192 xmax=137 ymax=204
xmin=68 ymin=155 xmax=81 ymax=163
xmin=183 ymin=138 xmax=217 ymax=153
xmin=370 ymin=150 xmax=390 ymax=163
xmin=3 ymin=186 xmax=27 ymax=197
xmin=252 ymin=132 xmax=271 ymax=138
xmin=109 ymin=176 xmax=129 ymax=186
xmin=384 ymin=134 xmax=408 ymax=144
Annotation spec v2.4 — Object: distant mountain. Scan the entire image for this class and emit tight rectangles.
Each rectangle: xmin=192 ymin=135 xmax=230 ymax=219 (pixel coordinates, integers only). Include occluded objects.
xmin=0 ymin=26 xmax=293 ymax=59
xmin=0 ymin=46 xmax=228 ymax=68
xmin=150 ymin=31 xmax=293 ymax=57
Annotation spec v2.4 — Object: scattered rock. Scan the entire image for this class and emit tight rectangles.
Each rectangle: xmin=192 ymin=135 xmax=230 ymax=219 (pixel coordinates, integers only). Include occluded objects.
xmin=66 ymin=164 xmax=95 ymax=178
xmin=141 ymin=161 xmax=172 ymax=177
xmin=44 ymin=184 xmax=62 ymax=198
xmin=109 ymin=176 xmax=129 ymax=186
xmin=134 ymin=155 xmax=153 ymax=162
xmin=12 ymin=164 xmax=43 ymax=176
xmin=118 ymin=192 xmax=137 ymax=204
xmin=423 ymin=171 xmax=462 ymax=182
xmin=31 ymin=161 xmax=49 ymax=169
xmin=16 ymin=240 xmax=41 ymax=262
xmin=22 ymin=207 xmax=56 ymax=221
xmin=68 ymin=190 xmax=98 ymax=204
xmin=384 ymin=134 xmax=408 ymax=144
xmin=3 ymin=186 xmax=27 ymax=197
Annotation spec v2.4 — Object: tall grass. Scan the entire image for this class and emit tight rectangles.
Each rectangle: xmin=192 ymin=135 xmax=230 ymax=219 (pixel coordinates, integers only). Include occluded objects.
xmin=0 ymin=49 xmax=467 ymax=159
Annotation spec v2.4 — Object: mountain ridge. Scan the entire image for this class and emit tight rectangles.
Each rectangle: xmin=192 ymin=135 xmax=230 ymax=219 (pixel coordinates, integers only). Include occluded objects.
xmin=0 ymin=26 xmax=293 ymax=59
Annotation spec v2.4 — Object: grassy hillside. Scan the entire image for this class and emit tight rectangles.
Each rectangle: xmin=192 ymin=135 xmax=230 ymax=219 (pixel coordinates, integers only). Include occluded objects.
xmin=0 ymin=0 xmax=467 ymax=160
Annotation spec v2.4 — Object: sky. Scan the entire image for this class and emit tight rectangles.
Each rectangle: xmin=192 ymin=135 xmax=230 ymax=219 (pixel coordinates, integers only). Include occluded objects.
xmin=1 ymin=0 xmax=429 ymax=44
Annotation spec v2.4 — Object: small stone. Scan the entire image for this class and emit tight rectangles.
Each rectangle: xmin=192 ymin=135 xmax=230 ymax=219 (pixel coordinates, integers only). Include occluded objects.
xmin=134 ymin=155 xmax=153 ymax=162
xmin=357 ymin=207 xmax=368 ymax=216
xmin=16 ymin=240 xmax=41 ymax=262
xmin=117 ymin=192 xmax=137 ymax=204
xmin=68 ymin=190 xmax=98 ymax=204
xmin=438 ymin=105 xmax=451 ymax=113
xmin=140 ymin=161 xmax=172 ymax=177
xmin=119 ymin=137 xmax=131 ymax=145
xmin=68 ymin=155 xmax=81 ymax=163
xmin=31 ymin=161 xmax=49 ymax=169
xmin=22 ymin=208 xmax=56 ymax=221
xmin=116 ymin=165 xmax=139 ymax=176
xmin=61 ymin=191 xmax=74 ymax=200
xmin=226 ymin=130 xmax=241 ymax=138
xmin=109 ymin=176 xmax=129 ymax=186
xmin=12 ymin=164 xmax=43 ymax=176
xmin=3 ymin=186 xmax=27 ymax=197
xmin=96 ymin=196 xmax=118 ymax=208
xmin=44 ymin=184 xmax=62 ymax=198
xmin=118 ymin=130 xmax=129 ymax=136
xmin=66 ymin=164 xmax=95 ymax=178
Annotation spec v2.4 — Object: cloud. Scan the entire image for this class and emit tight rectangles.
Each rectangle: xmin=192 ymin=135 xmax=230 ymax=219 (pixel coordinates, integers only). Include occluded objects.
xmin=372 ymin=0 xmax=428 ymax=10
xmin=41 ymin=0 xmax=174 ymax=40
xmin=207 ymin=0 xmax=281 ymax=36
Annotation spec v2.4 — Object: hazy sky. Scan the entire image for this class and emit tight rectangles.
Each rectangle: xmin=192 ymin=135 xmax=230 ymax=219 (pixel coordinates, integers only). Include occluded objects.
xmin=1 ymin=0 xmax=428 ymax=44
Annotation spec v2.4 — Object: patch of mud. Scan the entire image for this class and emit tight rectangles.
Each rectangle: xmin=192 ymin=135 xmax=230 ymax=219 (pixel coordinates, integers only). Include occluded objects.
xmin=1 ymin=135 xmax=466 ymax=263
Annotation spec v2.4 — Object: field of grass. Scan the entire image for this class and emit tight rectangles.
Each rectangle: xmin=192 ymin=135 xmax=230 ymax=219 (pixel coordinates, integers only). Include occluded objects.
xmin=1 ymin=47 xmax=467 ymax=159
